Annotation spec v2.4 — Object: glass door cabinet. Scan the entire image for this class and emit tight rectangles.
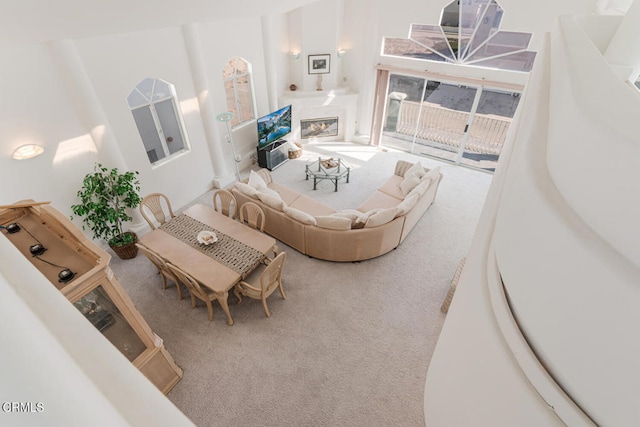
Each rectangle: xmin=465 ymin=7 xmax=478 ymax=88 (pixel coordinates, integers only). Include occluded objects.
xmin=0 ymin=200 xmax=183 ymax=394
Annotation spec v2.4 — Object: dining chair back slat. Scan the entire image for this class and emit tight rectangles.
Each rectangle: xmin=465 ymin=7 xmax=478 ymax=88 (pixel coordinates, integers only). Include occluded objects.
xmin=140 ymin=193 xmax=176 ymax=230
xmin=213 ymin=189 xmax=238 ymax=219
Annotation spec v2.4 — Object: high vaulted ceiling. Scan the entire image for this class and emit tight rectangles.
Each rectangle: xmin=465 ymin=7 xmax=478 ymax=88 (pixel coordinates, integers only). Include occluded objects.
xmin=0 ymin=0 xmax=318 ymax=48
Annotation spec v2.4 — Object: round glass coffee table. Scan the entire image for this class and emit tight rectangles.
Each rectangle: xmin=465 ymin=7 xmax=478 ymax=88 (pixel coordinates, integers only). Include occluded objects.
xmin=305 ymin=157 xmax=350 ymax=191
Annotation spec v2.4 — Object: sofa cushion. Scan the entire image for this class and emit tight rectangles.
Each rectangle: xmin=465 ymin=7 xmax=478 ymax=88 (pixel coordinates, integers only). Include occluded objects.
xmin=394 ymin=160 xmax=415 ymax=177
xmin=257 ymin=191 xmax=285 ymax=210
xmin=248 ymin=170 xmax=268 ymax=191
xmin=395 ymin=192 xmax=419 ymax=217
xmin=377 ymin=175 xmax=404 ymax=200
xmin=315 ymin=215 xmax=353 ymax=230
xmin=408 ymin=177 xmax=432 ymax=198
xmin=290 ymin=195 xmax=336 ymax=216
xmin=406 ymin=166 xmax=440 ymax=199
xmin=256 ymin=168 xmax=273 ymax=185
xmin=405 ymin=161 xmax=426 ymax=179
xmin=349 ymin=208 xmax=378 ymax=227
xmin=283 ymin=206 xmax=317 ymax=225
xmin=364 ymin=207 xmax=400 ymax=228
xmin=400 ymin=173 xmax=421 ymax=197
xmin=357 ymin=190 xmax=402 ymax=213
xmin=268 ymin=182 xmax=301 ymax=206
xmin=234 ymin=182 xmax=259 ymax=198
xmin=332 ymin=209 xmax=366 ymax=229
xmin=421 ymin=166 xmax=441 ymax=182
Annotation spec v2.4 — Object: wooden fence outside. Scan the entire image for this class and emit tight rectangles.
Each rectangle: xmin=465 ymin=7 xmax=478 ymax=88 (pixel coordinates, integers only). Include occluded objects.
xmin=394 ymin=101 xmax=511 ymax=155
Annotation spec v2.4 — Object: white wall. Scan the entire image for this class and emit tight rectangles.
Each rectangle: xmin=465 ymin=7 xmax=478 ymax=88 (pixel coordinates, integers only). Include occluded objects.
xmin=425 ymin=7 xmax=640 ymax=426
xmin=0 ymin=15 xmax=277 ymax=232
xmin=74 ymin=27 xmax=214 ymax=212
xmin=0 ymin=44 xmax=104 ymax=216
xmin=198 ymin=16 xmax=272 ymax=178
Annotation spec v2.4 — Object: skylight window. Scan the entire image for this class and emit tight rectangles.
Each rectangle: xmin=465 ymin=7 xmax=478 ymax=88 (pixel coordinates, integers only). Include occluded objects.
xmin=382 ymin=0 xmax=536 ymax=72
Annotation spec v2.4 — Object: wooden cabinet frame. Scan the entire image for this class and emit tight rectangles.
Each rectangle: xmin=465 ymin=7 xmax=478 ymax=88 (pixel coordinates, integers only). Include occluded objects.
xmin=0 ymin=201 xmax=182 ymax=394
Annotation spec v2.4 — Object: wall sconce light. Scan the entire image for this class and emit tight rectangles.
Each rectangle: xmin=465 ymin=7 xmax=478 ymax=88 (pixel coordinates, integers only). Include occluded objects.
xmin=12 ymin=144 xmax=44 ymax=160
xmin=337 ymin=49 xmax=346 ymax=58
xmin=289 ymin=51 xmax=301 ymax=60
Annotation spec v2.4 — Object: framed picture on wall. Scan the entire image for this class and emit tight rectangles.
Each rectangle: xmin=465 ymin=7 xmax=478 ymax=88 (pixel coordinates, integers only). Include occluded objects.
xmin=308 ymin=54 xmax=331 ymax=74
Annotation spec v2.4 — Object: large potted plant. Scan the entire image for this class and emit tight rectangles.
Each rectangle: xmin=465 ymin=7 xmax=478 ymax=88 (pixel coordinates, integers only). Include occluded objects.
xmin=71 ymin=163 xmax=142 ymax=259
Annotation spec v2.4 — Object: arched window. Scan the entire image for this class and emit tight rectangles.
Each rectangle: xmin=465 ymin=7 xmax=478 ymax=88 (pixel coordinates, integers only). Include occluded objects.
xmin=127 ymin=78 xmax=190 ymax=165
xmin=223 ymin=57 xmax=256 ymax=127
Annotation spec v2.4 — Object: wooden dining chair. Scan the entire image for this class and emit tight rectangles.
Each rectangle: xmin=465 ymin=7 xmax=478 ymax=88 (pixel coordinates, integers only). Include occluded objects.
xmin=234 ymin=251 xmax=287 ymax=318
xmin=239 ymin=201 xmax=279 ymax=258
xmin=239 ymin=201 xmax=265 ymax=232
xmin=213 ymin=189 xmax=237 ymax=219
xmin=135 ymin=243 xmax=185 ymax=300
xmin=166 ymin=262 xmax=217 ymax=321
xmin=140 ymin=193 xmax=176 ymax=230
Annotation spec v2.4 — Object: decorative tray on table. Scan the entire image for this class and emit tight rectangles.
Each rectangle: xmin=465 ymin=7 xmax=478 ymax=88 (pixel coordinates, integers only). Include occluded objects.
xmin=197 ymin=230 xmax=218 ymax=245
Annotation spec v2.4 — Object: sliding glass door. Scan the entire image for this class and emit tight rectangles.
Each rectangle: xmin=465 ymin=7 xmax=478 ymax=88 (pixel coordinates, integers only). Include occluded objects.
xmin=460 ymin=88 xmax=520 ymax=170
xmin=380 ymin=72 xmax=520 ymax=172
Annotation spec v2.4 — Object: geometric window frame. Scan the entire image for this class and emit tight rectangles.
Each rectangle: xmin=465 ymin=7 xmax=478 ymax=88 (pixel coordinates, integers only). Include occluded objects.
xmin=222 ymin=57 xmax=257 ymax=128
xmin=382 ymin=0 xmax=536 ymax=73
xmin=127 ymin=77 xmax=190 ymax=165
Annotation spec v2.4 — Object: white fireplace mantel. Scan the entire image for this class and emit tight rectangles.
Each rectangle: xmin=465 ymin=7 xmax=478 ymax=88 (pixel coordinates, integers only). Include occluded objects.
xmin=279 ymin=89 xmax=359 ymax=142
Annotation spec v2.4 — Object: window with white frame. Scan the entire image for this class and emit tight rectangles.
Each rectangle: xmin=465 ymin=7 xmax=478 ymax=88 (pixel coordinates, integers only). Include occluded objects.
xmin=381 ymin=0 xmax=536 ymax=72
xmin=127 ymin=78 xmax=190 ymax=165
xmin=223 ymin=57 xmax=256 ymax=127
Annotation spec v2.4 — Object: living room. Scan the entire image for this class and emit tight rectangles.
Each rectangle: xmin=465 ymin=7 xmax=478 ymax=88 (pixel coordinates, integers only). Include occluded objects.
xmin=2 ymin=0 xmax=638 ymax=426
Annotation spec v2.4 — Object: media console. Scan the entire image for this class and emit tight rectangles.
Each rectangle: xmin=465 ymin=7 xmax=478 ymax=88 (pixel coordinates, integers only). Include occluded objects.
xmin=257 ymin=139 xmax=288 ymax=170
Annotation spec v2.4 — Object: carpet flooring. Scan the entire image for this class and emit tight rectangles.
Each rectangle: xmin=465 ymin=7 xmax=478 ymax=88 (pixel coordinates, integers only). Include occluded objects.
xmin=109 ymin=141 xmax=492 ymax=427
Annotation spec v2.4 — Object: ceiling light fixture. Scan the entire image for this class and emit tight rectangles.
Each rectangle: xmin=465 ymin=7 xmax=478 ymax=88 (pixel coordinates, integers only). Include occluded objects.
xmin=12 ymin=144 xmax=44 ymax=160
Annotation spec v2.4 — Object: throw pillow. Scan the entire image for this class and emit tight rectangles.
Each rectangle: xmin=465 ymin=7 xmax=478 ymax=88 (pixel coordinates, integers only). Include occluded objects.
xmin=400 ymin=173 xmax=421 ymax=197
xmin=315 ymin=215 xmax=352 ymax=230
xmin=356 ymin=208 xmax=382 ymax=225
xmin=234 ymin=182 xmax=259 ymax=198
xmin=365 ymin=207 xmax=399 ymax=228
xmin=404 ymin=161 xmax=426 ymax=179
xmin=256 ymin=168 xmax=272 ymax=185
xmin=421 ymin=166 xmax=441 ymax=182
xmin=333 ymin=209 xmax=367 ymax=229
xmin=395 ymin=193 xmax=419 ymax=217
xmin=410 ymin=178 xmax=432 ymax=198
xmin=248 ymin=170 xmax=268 ymax=191
xmin=261 ymin=187 xmax=281 ymax=199
xmin=283 ymin=206 xmax=317 ymax=225
xmin=257 ymin=192 xmax=285 ymax=210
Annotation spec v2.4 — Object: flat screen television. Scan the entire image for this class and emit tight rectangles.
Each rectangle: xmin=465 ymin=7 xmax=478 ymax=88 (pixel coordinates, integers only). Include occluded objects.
xmin=257 ymin=104 xmax=292 ymax=149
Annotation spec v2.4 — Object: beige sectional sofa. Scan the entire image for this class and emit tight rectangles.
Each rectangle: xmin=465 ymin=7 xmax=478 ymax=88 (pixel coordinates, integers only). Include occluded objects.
xmin=231 ymin=160 xmax=442 ymax=262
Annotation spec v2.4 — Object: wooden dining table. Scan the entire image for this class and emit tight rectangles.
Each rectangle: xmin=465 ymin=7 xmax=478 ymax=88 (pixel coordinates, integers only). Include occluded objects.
xmin=139 ymin=203 xmax=276 ymax=325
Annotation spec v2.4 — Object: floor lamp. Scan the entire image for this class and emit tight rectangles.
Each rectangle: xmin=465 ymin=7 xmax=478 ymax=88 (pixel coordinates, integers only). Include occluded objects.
xmin=216 ymin=112 xmax=241 ymax=182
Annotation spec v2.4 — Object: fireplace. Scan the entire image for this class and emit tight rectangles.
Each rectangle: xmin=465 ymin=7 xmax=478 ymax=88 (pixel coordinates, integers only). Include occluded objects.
xmin=300 ymin=117 xmax=338 ymax=139
xmin=279 ymin=89 xmax=359 ymax=142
